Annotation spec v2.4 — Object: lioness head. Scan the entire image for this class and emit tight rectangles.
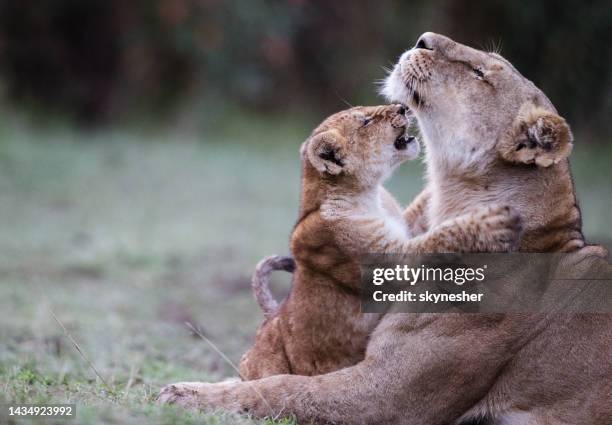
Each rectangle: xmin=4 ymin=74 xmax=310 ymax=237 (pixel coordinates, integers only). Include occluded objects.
xmin=382 ymin=32 xmax=572 ymax=170
xmin=302 ymin=104 xmax=419 ymax=188
xmin=382 ymin=33 xmax=589 ymax=253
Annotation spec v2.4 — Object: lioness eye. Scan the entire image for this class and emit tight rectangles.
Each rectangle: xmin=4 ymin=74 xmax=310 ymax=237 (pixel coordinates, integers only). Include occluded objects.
xmin=473 ymin=67 xmax=485 ymax=79
xmin=362 ymin=117 xmax=373 ymax=127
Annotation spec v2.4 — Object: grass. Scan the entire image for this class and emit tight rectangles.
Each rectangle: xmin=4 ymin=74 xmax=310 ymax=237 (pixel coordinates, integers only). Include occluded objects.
xmin=0 ymin=119 xmax=610 ymax=424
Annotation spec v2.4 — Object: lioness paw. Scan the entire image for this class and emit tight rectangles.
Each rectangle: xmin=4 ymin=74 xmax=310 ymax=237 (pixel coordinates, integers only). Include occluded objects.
xmin=158 ymin=381 xmax=238 ymax=411
xmin=157 ymin=382 xmax=208 ymax=409
xmin=157 ymin=380 xmax=263 ymax=415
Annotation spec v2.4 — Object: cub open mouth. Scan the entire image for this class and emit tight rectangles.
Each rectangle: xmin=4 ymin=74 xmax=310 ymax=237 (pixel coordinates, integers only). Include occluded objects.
xmin=394 ymin=135 xmax=416 ymax=150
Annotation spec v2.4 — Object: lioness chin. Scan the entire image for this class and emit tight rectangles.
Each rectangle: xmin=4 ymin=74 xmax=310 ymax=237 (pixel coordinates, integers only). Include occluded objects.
xmin=158 ymin=33 xmax=611 ymax=425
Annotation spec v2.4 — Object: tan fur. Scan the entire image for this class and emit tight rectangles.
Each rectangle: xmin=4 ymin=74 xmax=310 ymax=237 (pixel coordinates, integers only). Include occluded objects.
xmin=239 ymin=104 xmax=520 ymax=381
xmin=159 ymin=34 xmax=611 ymax=425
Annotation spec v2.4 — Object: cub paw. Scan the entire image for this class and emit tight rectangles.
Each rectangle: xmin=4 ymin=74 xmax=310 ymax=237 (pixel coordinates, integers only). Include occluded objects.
xmin=509 ymin=133 xmax=570 ymax=167
xmin=474 ymin=205 xmax=523 ymax=252
xmin=498 ymin=104 xmax=573 ymax=168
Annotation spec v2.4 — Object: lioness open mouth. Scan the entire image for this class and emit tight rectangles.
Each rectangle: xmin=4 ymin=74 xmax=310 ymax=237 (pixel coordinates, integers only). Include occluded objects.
xmin=400 ymin=81 xmax=424 ymax=107
xmin=411 ymin=90 xmax=423 ymax=106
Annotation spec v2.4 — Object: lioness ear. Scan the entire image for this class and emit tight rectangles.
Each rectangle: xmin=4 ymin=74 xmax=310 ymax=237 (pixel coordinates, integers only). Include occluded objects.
xmin=306 ymin=129 xmax=346 ymax=175
xmin=498 ymin=103 xmax=573 ymax=168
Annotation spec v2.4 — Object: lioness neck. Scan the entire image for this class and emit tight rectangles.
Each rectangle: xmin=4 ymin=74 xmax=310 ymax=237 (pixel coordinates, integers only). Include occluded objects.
xmin=426 ymin=149 xmax=585 ymax=253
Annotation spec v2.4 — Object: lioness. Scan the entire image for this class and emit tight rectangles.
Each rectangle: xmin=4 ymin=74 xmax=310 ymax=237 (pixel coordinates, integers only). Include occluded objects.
xmin=240 ymin=105 xmax=520 ymax=381
xmin=159 ymin=33 xmax=611 ymax=424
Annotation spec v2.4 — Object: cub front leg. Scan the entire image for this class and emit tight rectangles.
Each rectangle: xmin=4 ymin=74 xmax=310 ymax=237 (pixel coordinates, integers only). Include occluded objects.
xmin=412 ymin=205 xmax=523 ymax=253
xmin=403 ymin=189 xmax=431 ymax=236
xmin=326 ymin=203 xmax=522 ymax=255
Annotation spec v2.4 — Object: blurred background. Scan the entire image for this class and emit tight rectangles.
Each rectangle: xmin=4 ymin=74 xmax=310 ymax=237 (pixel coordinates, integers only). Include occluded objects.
xmin=0 ymin=1 xmax=610 ymax=424
xmin=0 ymin=0 xmax=610 ymax=134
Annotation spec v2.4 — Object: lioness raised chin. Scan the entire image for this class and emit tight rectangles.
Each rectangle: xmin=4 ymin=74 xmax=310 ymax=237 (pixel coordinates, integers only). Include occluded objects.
xmin=159 ymin=33 xmax=611 ymax=425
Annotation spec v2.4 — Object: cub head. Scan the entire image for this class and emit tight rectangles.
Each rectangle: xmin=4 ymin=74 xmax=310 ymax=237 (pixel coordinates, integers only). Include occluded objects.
xmin=382 ymin=32 xmax=572 ymax=170
xmin=302 ymin=104 xmax=419 ymax=188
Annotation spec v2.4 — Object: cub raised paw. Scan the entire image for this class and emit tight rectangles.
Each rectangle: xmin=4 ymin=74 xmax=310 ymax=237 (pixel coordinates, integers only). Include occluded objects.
xmin=456 ymin=205 xmax=523 ymax=252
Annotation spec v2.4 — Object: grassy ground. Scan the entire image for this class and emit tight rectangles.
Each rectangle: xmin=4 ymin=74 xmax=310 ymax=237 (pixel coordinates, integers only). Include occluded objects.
xmin=0 ymin=120 xmax=610 ymax=424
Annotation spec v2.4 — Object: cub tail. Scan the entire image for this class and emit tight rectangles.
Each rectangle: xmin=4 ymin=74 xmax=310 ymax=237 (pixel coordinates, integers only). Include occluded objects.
xmin=251 ymin=255 xmax=295 ymax=319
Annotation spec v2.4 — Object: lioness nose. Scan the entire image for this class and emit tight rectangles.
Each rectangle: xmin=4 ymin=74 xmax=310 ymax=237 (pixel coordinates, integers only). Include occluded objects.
xmin=415 ymin=32 xmax=450 ymax=52
xmin=415 ymin=37 xmax=432 ymax=50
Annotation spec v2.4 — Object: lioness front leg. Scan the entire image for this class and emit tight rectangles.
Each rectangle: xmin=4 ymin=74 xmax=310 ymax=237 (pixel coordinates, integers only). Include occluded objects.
xmin=159 ymin=314 xmax=526 ymax=424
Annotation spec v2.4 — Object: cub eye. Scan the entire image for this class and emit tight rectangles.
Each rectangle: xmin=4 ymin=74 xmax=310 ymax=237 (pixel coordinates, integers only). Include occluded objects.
xmin=473 ymin=67 xmax=485 ymax=79
xmin=362 ymin=117 xmax=373 ymax=127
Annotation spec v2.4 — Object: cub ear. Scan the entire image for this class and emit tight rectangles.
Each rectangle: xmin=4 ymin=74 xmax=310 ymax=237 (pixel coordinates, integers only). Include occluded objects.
xmin=497 ymin=103 xmax=573 ymax=168
xmin=305 ymin=129 xmax=346 ymax=175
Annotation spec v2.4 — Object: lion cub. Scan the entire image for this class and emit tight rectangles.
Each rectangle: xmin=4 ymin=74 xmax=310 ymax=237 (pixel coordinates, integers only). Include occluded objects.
xmin=239 ymin=105 xmax=521 ymax=380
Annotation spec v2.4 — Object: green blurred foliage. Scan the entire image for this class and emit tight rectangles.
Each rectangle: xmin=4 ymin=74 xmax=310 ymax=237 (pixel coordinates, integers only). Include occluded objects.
xmin=0 ymin=0 xmax=609 ymax=139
